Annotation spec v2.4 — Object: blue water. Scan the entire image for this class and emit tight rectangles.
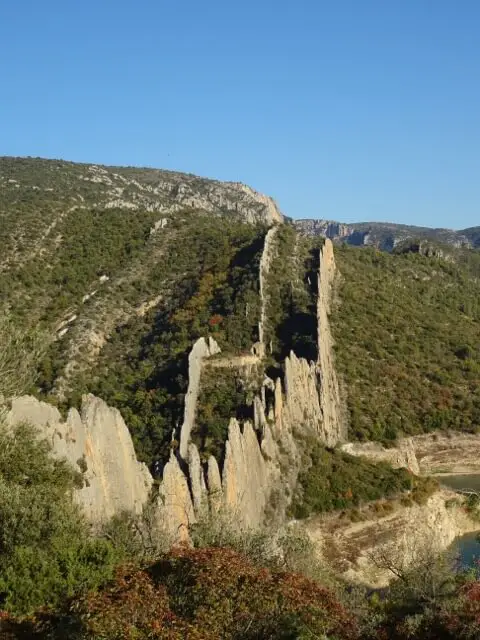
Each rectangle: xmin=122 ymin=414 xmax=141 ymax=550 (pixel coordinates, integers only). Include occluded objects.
xmin=451 ymin=531 xmax=480 ymax=571
xmin=439 ymin=474 xmax=480 ymax=569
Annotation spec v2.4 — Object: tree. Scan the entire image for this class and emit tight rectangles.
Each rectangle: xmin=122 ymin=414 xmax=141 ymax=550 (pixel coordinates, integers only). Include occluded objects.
xmin=0 ymin=422 xmax=119 ymax=615
xmin=0 ymin=312 xmax=46 ymax=401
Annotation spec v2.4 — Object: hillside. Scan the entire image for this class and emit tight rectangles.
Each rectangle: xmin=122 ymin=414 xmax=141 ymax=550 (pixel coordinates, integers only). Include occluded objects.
xmin=2 ymin=157 xmax=480 ymax=464
xmin=331 ymin=243 xmax=480 ymax=443
xmin=0 ymin=159 xmax=280 ymax=392
xmin=296 ymin=217 xmax=480 ymax=250
xmin=3 ymin=157 xmax=480 ymax=636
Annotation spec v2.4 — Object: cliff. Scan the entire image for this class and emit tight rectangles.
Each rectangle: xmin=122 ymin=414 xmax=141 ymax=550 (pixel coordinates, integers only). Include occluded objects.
xmin=171 ymin=234 xmax=345 ymax=529
xmin=341 ymin=432 xmax=480 ymax=477
xmin=295 ymin=217 xmax=472 ymax=251
xmin=316 ymin=238 xmax=346 ymax=445
xmin=178 ymin=336 xmax=221 ymax=459
xmin=305 ymin=489 xmax=479 ymax=587
xmin=6 ymin=394 xmax=153 ymax=523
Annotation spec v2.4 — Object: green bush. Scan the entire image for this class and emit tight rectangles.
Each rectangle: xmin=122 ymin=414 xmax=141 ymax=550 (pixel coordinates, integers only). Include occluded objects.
xmin=0 ymin=422 xmax=120 ymax=615
xmin=289 ymin=441 xmax=414 ymax=518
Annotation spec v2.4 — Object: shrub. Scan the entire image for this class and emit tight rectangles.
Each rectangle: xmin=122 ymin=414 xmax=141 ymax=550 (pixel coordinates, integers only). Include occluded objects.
xmin=27 ymin=547 xmax=359 ymax=639
xmin=289 ymin=442 xmax=414 ymax=518
xmin=0 ymin=422 xmax=120 ymax=615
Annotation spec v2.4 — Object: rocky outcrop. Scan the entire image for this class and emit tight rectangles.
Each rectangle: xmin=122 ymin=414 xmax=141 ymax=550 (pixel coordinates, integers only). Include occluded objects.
xmin=157 ymin=452 xmax=195 ymax=542
xmin=257 ymin=225 xmax=279 ymax=356
xmin=6 ymin=394 xmax=153 ymax=523
xmin=5 ymin=228 xmax=345 ymax=538
xmin=340 ymin=432 xmax=480 ymax=477
xmin=230 ymin=184 xmax=283 ymax=226
xmin=341 ymin=439 xmax=420 ymax=475
xmin=187 ymin=235 xmax=346 ymax=527
xmin=305 ymin=489 xmax=479 ymax=587
xmin=179 ymin=337 xmax=220 ymax=460
xmin=316 ymin=238 xmax=346 ymax=445
xmin=6 ymin=393 xmax=196 ymax=541
xmin=282 ymin=351 xmax=322 ymax=430
xmin=221 ymin=419 xmax=271 ymax=528
xmin=295 ymin=218 xmax=472 ymax=252
xmin=188 ymin=443 xmax=208 ymax=515
xmin=412 ymin=432 xmax=480 ymax=475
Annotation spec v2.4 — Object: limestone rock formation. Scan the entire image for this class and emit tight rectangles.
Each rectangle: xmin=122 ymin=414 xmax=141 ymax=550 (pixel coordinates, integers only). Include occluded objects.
xmin=6 ymin=394 xmax=153 ymax=523
xmin=179 ymin=336 xmax=221 ymax=460
xmin=305 ymin=489 xmax=478 ymax=587
xmin=221 ymin=419 xmax=270 ymax=528
xmin=257 ymin=225 xmax=279 ymax=355
xmin=317 ymin=238 xmax=346 ymax=445
xmin=230 ymin=184 xmax=283 ymax=226
xmin=206 ymin=455 xmax=223 ymax=513
xmin=341 ymin=439 xmax=420 ymax=475
xmin=282 ymin=351 xmax=322 ymax=430
xmin=188 ymin=443 xmax=208 ymax=514
xmin=295 ymin=217 xmax=472 ymax=251
xmin=157 ymin=451 xmax=195 ymax=542
xmin=5 ymin=227 xmax=347 ymax=538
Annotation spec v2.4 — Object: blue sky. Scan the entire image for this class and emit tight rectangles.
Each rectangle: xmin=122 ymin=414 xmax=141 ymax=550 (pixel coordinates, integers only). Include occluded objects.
xmin=1 ymin=1 xmax=479 ymax=228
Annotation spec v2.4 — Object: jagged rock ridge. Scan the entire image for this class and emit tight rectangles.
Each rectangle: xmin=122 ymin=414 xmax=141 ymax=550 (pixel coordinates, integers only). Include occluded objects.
xmin=6 ymin=229 xmax=345 ymax=538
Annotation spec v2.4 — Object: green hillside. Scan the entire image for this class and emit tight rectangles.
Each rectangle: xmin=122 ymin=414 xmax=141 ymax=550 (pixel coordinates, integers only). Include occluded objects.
xmin=332 ymin=243 xmax=480 ymax=442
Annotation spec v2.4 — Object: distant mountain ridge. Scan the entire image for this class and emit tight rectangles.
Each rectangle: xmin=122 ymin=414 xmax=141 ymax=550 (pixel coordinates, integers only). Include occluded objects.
xmin=295 ymin=218 xmax=480 ymax=251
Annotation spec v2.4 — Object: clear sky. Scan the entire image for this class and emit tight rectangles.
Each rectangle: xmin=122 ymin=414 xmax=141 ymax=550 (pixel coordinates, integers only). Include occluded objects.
xmin=1 ymin=1 xmax=479 ymax=228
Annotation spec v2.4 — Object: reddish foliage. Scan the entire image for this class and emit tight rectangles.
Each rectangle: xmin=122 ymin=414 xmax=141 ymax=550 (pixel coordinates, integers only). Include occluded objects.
xmin=11 ymin=547 xmax=359 ymax=639
xmin=208 ymin=314 xmax=223 ymax=327
xmin=436 ymin=581 xmax=480 ymax=639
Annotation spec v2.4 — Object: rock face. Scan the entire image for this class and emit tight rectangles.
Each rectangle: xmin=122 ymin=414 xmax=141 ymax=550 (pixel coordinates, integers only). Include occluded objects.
xmin=230 ymin=184 xmax=283 ymax=226
xmin=171 ymin=233 xmax=346 ymax=529
xmin=179 ymin=337 xmax=220 ymax=460
xmin=257 ymin=225 xmax=279 ymax=355
xmin=6 ymin=394 xmax=153 ymax=523
xmin=316 ymin=238 xmax=346 ymax=445
xmin=341 ymin=439 xmax=420 ymax=475
xmin=5 ymin=227 xmax=346 ymax=537
xmin=305 ymin=489 xmax=479 ymax=587
xmin=295 ymin=218 xmax=472 ymax=252
xmin=157 ymin=452 xmax=195 ymax=542
xmin=221 ymin=419 xmax=271 ymax=528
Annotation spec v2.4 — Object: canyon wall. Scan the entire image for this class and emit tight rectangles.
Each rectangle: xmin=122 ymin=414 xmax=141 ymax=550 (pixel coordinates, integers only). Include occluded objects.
xmin=170 ymin=234 xmax=346 ymax=529
xmin=6 ymin=394 xmax=153 ymax=523
xmin=257 ymin=225 xmax=279 ymax=355
xmin=317 ymin=238 xmax=347 ymax=445
xmin=178 ymin=336 xmax=221 ymax=459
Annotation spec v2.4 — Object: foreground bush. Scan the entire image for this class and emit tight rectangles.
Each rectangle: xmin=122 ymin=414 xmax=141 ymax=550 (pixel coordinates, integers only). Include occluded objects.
xmin=1 ymin=546 xmax=359 ymax=639
xmin=0 ymin=422 xmax=120 ymax=615
xmin=371 ymin=579 xmax=480 ymax=639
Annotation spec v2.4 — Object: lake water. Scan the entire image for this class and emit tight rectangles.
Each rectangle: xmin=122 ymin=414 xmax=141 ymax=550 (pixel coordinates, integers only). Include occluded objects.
xmin=451 ymin=531 xmax=480 ymax=570
xmin=439 ymin=473 xmax=480 ymax=493
xmin=439 ymin=474 xmax=480 ymax=569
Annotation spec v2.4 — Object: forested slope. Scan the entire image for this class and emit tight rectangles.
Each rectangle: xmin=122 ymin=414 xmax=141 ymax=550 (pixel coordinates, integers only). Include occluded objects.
xmin=332 ymin=244 xmax=480 ymax=442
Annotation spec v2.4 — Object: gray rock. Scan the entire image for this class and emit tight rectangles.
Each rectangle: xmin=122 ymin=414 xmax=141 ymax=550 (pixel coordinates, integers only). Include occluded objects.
xmin=7 ymin=394 xmax=153 ymax=523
